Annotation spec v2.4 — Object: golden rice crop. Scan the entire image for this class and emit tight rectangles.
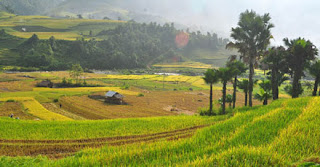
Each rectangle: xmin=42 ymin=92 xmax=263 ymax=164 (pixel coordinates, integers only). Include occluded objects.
xmin=153 ymin=62 xmax=212 ymax=69
xmin=33 ymin=87 xmax=138 ymax=95
xmin=0 ymin=97 xmax=71 ymax=121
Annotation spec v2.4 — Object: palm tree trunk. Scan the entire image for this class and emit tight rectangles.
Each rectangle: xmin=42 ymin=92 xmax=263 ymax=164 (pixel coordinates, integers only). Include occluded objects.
xmin=248 ymin=62 xmax=254 ymax=107
xmin=209 ymin=83 xmax=213 ymax=115
xmin=292 ymin=71 xmax=302 ymax=98
xmin=313 ymin=77 xmax=319 ymax=96
xmin=222 ymin=81 xmax=227 ymax=115
xmin=233 ymin=76 xmax=237 ymax=109
xmin=263 ymin=97 xmax=268 ymax=105
xmin=271 ymin=69 xmax=279 ymax=100
xmin=245 ymin=91 xmax=248 ymax=106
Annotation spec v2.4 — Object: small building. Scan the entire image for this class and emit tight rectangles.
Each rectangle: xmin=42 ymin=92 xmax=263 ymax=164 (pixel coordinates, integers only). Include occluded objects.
xmin=37 ymin=80 xmax=53 ymax=88
xmin=105 ymin=91 xmax=124 ymax=105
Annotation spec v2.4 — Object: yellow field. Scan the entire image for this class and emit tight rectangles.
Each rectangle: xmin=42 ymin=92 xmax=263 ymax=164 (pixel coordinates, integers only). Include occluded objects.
xmin=33 ymin=87 xmax=138 ymax=96
xmin=8 ymin=31 xmax=81 ymax=40
xmin=153 ymin=62 xmax=212 ymax=69
xmin=0 ymin=15 xmax=124 ymax=29
xmin=0 ymin=97 xmax=71 ymax=121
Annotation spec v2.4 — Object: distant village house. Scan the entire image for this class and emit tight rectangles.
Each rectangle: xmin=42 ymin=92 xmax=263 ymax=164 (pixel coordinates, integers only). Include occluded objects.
xmin=37 ymin=80 xmax=54 ymax=88
xmin=105 ymin=91 xmax=124 ymax=105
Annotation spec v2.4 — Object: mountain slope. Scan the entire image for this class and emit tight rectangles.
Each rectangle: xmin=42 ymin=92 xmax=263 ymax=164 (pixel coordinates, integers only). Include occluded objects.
xmin=0 ymin=0 xmax=65 ymax=15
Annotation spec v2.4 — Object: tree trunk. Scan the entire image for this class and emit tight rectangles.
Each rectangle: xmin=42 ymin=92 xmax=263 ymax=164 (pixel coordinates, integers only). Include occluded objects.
xmin=209 ymin=83 xmax=213 ymax=115
xmin=233 ymin=76 xmax=237 ymax=109
xmin=313 ymin=77 xmax=319 ymax=96
xmin=248 ymin=62 xmax=254 ymax=107
xmin=222 ymin=81 xmax=227 ymax=115
xmin=245 ymin=91 xmax=248 ymax=106
xmin=271 ymin=69 xmax=279 ymax=100
xmin=292 ymin=71 xmax=302 ymax=98
xmin=263 ymin=97 xmax=268 ymax=105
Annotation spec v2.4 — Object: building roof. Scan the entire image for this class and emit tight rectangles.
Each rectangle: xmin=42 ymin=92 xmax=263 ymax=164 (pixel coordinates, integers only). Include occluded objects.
xmin=106 ymin=91 xmax=117 ymax=97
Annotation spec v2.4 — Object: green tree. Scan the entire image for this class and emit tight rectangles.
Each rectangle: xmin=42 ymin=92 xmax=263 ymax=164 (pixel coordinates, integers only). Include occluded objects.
xmin=231 ymin=10 xmax=274 ymax=107
xmin=203 ymin=69 xmax=219 ymax=115
xmin=69 ymin=64 xmax=84 ymax=84
xmin=255 ymin=80 xmax=272 ymax=105
xmin=308 ymin=60 xmax=320 ymax=96
xmin=217 ymin=67 xmax=235 ymax=115
xmin=238 ymin=79 xmax=249 ymax=106
xmin=284 ymin=38 xmax=318 ymax=98
xmin=227 ymin=59 xmax=247 ymax=108
xmin=263 ymin=46 xmax=289 ymax=100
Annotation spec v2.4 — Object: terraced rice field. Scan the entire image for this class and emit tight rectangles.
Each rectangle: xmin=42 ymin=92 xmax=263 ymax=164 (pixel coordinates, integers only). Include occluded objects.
xmin=0 ymin=97 xmax=71 ymax=121
xmin=0 ymin=14 xmax=125 ymax=40
xmin=0 ymin=97 xmax=318 ymax=166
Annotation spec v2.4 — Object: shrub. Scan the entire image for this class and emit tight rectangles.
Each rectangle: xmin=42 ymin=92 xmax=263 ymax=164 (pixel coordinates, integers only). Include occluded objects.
xmin=53 ymin=99 xmax=59 ymax=103
xmin=137 ymin=93 xmax=144 ymax=97
xmin=198 ymin=107 xmax=217 ymax=116
xmin=6 ymin=99 xmax=15 ymax=102
xmin=121 ymin=85 xmax=130 ymax=90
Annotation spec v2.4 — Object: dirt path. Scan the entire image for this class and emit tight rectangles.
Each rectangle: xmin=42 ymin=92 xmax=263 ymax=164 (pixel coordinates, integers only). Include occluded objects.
xmin=0 ymin=124 xmax=210 ymax=159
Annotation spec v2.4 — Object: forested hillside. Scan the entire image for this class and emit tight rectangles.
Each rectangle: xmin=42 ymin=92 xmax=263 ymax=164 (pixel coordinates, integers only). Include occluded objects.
xmin=0 ymin=21 xmax=228 ymax=70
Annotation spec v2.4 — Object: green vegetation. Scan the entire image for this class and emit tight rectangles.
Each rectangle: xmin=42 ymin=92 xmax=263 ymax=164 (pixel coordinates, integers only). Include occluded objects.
xmin=0 ymin=115 xmax=228 ymax=140
xmin=0 ymin=97 xmax=318 ymax=166
xmin=0 ymin=17 xmax=228 ymax=70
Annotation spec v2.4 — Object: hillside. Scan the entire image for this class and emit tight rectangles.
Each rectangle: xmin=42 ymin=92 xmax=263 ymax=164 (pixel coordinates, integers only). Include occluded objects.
xmin=0 ymin=11 xmax=231 ymax=70
xmin=0 ymin=0 xmax=65 ymax=15
xmin=0 ymin=95 xmax=318 ymax=166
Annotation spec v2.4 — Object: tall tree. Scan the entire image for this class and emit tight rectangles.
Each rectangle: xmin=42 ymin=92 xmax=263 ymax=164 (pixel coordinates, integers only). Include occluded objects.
xmin=238 ymin=79 xmax=249 ymax=106
xmin=227 ymin=59 xmax=247 ymax=108
xmin=69 ymin=64 xmax=84 ymax=84
xmin=203 ymin=69 xmax=219 ymax=115
xmin=308 ymin=60 xmax=320 ymax=96
xmin=217 ymin=67 xmax=235 ymax=114
xmin=284 ymin=38 xmax=318 ymax=98
xmin=255 ymin=80 xmax=272 ymax=105
xmin=263 ymin=46 xmax=289 ymax=100
xmin=231 ymin=10 xmax=274 ymax=107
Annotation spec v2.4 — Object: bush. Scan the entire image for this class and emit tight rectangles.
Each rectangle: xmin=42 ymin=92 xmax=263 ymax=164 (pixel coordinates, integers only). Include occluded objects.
xmin=121 ymin=85 xmax=130 ymax=90
xmin=6 ymin=99 xmax=15 ymax=102
xmin=198 ymin=107 xmax=217 ymax=116
xmin=53 ymin=99 xmax=59 ymax=103
xmin=137 ymin=93 xmax=144 ymax=97
xmin=284 ymin=84 xmax=304 ymax=96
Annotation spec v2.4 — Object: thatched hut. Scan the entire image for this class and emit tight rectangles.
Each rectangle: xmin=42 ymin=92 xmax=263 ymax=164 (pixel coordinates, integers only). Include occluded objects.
xmin=37 ymin=80 xmax=53 ymax=88
xmin=105 ymin=91 xmax=124 ymax=105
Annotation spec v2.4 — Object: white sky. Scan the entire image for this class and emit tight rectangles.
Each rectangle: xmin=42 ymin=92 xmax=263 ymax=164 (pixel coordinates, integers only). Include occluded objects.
xmin=134 ymin=0 xmax=320 ymax=47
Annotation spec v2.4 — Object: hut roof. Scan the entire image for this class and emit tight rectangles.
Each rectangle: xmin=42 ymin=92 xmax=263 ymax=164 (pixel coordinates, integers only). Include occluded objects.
xmin=106 ymin=91 xmax=117 ymax=97
xmin=106 ymin=91 xmax=124 ymax=99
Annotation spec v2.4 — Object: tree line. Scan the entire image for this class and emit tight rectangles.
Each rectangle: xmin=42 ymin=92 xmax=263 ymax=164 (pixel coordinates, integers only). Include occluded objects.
xmin=4 ymin=21 xmax=228 ymax=70
xmin=203 ymin=10 xmax=320 ymax=115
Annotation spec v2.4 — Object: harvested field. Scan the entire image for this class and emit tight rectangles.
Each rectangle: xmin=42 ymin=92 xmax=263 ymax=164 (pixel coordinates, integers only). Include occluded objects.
xmin=0 ymin=102 xmax=35 ymax=120
xmin=59 ymin=90 xmax=261 ymax=120
xmin=0 ymin=124 xmax=208 ymax=158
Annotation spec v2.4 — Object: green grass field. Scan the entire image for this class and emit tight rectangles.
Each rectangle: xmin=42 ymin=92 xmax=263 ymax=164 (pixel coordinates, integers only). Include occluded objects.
xmin=0 ymin=97 xmax=318 ymax=166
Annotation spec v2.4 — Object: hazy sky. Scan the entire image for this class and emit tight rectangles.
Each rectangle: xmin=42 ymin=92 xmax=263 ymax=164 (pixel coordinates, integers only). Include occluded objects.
xmin=125 ymin=0 xmax=320 ymax=47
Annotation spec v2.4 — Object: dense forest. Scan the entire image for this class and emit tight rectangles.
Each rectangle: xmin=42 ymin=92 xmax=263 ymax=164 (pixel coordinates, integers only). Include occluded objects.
xmin=1 ymin=22 xmax=228 ymax=70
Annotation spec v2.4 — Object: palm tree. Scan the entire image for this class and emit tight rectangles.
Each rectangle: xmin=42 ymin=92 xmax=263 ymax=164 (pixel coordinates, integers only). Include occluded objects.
xmin=203 ymin=69 xmax=219 ymax=115
xmin=263 ymin=46 xmax=289 ymax=100
xmin=255 ymin=80 xmax=272 ymax=105
xmin=231 ymin=10 xmax=274 ymax=107
xmin=284 ymin=38 xmax=318 ymax=98
xmin=227 ymin=59 xmax=247 ymax=108
xmin=217 ymin=67 xmax=235 ymax=115
xmin=238 ymin=79 xmax=249 ymax=106
xmin=308 ymin=60 xmax=320 ymax=96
